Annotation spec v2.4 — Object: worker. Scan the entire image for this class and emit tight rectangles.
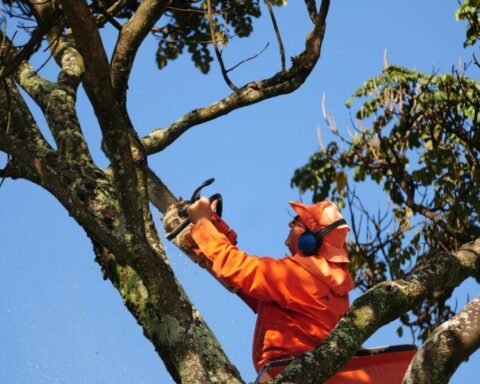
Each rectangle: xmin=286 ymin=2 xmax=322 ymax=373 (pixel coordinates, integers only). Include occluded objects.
xmin=186 ymin=198 xmax=355 ymax=382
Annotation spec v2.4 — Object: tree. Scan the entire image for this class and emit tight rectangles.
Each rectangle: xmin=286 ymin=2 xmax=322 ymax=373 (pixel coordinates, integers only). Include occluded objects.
xmin=0 ymin=1 xmax=478 ymax=384
xmin=1 ymin=1 xmax=329 ymax=383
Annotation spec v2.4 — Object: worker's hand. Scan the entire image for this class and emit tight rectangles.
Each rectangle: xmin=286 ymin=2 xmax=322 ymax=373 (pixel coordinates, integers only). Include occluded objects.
xmin=187 ymin=197 xmax=213 ymax=224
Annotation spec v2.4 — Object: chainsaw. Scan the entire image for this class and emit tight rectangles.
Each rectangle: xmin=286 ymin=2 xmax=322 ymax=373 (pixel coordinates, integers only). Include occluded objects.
xmin=165 ymin=177 xmax=222 ymax=241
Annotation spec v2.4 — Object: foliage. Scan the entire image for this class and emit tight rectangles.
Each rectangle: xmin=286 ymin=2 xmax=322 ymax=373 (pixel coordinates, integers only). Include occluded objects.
xmin=155 ymin=1 xmax=262 ymax=74
xmin=456 ymin=0 xmax=480 ymax=46
xmin=292 ymin=4 xmax=480 ymax=341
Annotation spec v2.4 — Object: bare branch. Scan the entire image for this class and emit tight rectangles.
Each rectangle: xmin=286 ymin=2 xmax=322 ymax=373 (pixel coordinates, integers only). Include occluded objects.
xmin=206 ymin=0 xmax=238 ymax=92
xmin=147 ymin=167 xmax=177 ymax=213
xmin=91 ymin=0 xmax=123 ymax=30
xmin=110 ymin=0 xmax=171 ymax=105
xmin=0 ymin=1 xmax=57 ymax=80
xmin=226 ymin=43 xmax=269 ymax=73
xmin=142 ymin=0 xmax=331 ymax=154
xmin=265 ymin=0 xmax=286 ymax=72
xmin=0 ymin=29 xmax=53 ymax=102
xmin=304 ymin=0 xmax=318 ymax=22
xmin=403 ymin=295 xmax=480 ymax=384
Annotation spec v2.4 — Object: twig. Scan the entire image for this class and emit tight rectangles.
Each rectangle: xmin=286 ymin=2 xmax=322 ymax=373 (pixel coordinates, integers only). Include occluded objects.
xmin=206 ymin=0 xmax=238 ymax=92
xmin=29 ymin=28 xmax=61 ymax=78
xmin=0 ymin=1 xmax=58 ymax=80
xmin=226 ymin=42 xmax=269 ymax=72
xmin=92 ymin=0 xmax=123 ymax=30
xmin=264 ymin=0 xmax=285 ymax=72
xmin=93 ymin=0 xmax=127 ymax=28
xmin=153 ymin=34 xmax=230 ymax=45
xmin=167 ymin=5 xmax=232 ymax=15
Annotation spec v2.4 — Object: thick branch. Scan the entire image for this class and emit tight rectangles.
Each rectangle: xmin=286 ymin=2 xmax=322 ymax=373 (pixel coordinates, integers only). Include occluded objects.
xmin=111 ymin=0 xmax=171 ymax=104
xmin=147 ymin=168 xmax=177 ymax=213
xmin=93 ymin=244 xmax=244 ymax=384
xmin=270 ymin=238 xmax=480 ymax=383
xmin=142 ymin=0 xmax=331 ymax=154
xmin=403 ymin=295 xmax=480 ymax=384
xmin=0 ymin=28 xmax=92 ymax=162
xmin=27 ymin=0 xmax=85 ymax=88
xmin=60 ymin=0 xmax=148 ymax=237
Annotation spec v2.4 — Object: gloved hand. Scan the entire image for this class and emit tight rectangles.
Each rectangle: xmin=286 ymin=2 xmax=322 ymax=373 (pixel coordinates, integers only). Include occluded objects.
xmin=163 ymin=201 xmax=237 ymax=264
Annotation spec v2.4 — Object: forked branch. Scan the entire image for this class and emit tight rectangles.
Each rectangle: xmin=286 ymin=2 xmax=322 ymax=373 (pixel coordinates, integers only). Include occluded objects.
xmin=142 ymin=0 xmax=331 ymax=154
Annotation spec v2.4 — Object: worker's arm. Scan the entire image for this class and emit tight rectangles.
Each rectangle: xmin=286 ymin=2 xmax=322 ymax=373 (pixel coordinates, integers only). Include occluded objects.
xmin=184 ymin=198 xmax=259 ymax=311
xmin=187 ymin=198 xmax=296 ymax=305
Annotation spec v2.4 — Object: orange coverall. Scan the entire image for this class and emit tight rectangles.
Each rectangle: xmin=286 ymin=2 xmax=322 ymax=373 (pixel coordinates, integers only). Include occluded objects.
xmin=190 ymin=201 xmax=355 ymax=376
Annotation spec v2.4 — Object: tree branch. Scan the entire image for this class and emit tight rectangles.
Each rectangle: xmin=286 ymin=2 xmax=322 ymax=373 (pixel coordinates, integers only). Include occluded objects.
xmin=0 ymin=76 xmax=51 ymax=154
xmin=0 ymin=0 xmax=58 ymax=80
xmin=147 ymin=167 xmax=177 ymax=213
xmin=60 ymin=0 xmax=149 ymax=238
xmin=92 ymin=242 xmax=245 ymax=384
xmin=403 ymin=295 xmax=480 ymax=384
xmin=142 ymin=0 xmax=331 ymax=154
xmin=304 ymin=0 xmax=318 ymax=22
xmin=270 ymin=238 xmax=480 ymax=383
xmin=24 ymin=0 xmax=84 ymax=88
xmin=265 ymin=0 xmax=286 ymax=72
xmin=206 ymin=0 xmax=238 ymax=92
xmin=0 ymin=29 xmax=54 ymax=103
xmin=0 ymin=25 xmax=92 ymax=162
xmin=111 ymin=0 xmax=171 ymax=105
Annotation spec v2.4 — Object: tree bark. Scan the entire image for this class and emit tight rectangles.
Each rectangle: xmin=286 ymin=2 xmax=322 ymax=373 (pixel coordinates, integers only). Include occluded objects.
xmin=402 ymin=295 xmax=480 ymax=384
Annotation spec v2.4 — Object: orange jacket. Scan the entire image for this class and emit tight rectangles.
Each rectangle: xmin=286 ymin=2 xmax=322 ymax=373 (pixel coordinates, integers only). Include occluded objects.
xmin=191 ymin=217 xmax=355 ymax=373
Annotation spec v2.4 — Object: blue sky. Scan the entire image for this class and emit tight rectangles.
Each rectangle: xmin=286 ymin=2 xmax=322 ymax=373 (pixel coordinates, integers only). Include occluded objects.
xmin=1 ymin=1 xmax=479 ymax=383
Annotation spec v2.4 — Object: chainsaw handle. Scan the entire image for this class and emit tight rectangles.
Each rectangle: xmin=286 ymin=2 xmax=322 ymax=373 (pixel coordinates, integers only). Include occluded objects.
xmin=209 ymin=193 xmax=223 ymax=217
xmin=191 ymin=177 xmax=215 ymax=202
xmin=166 ymin=178 xmax=222 ymax=241
xmin=178 ymin=178 xmax=216 ymax=217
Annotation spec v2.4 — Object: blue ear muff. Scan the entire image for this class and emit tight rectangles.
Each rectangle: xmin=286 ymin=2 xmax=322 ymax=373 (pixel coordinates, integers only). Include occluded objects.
xmin=298 ymin=219 xmax=346 ymax=256
xmin=298 ymin=233 xmax=321 ymax=255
